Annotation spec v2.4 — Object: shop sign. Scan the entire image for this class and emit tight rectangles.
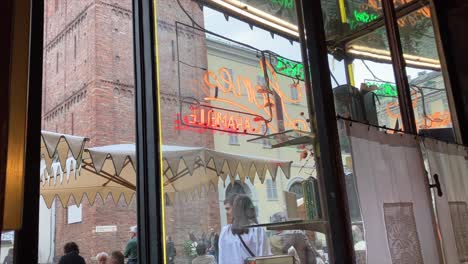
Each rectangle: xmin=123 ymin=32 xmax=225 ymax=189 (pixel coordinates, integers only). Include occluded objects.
xmin=270 ymin=0 xmax=294 ymax=10
xmin=180 ymin=102 xmax=267 ymax=135
xmin=177 ymin=60 xmax=309 ymax=134
xmin=350 ymin=10 xmax=379 ymax=30
xmin=349 ymin=0 xmax=431 ymax=29
xmin=367 ymin=82 xmax=398 ymax=97
xmin=95 ymin=225 xmax=117 ymax=233
xmin=274 ymin=56 xmax=304 ymax=80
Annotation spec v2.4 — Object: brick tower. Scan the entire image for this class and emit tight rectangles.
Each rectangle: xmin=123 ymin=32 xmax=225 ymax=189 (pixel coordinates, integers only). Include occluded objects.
xmin=42 ymin=0 xmax=216 ymax=262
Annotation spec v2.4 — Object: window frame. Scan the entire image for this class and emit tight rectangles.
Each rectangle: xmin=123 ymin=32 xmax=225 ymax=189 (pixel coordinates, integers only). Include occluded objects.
xmin=67 ymin=204 xmax=82 ymax=224
xmin=9 ymin=0 xmax=44 ymax=262
xmin=228 ymin=133 xmax=240 ymax=145
xmin=7 ymin=0 xmax=463 ymax=263
xmin=265 ymin=179 xmax=279 ymax=201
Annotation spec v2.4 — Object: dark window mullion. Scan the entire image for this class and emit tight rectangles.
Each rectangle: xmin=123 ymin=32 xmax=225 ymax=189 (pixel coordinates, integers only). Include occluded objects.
xmin=133 ymin=0 xmax=164 ymax=263
xmin=382 ymin=0 xmax=418 ymax=133
xmin=13 ymin=0 xmax=44 ymax=263
xmin=295 ymin=0 xmax=356 ymax=263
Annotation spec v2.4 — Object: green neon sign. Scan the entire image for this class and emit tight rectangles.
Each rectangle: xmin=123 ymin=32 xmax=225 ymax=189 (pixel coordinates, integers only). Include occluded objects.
xmin=275 ymin=56 xmax=304 ymax=80
xmin=350 ymin=10 xmax=379 ymax=30
xmin=271 ymin=0 xmax=294 ymax=9
xmin=367 ymin=82 xmax=398 ymax=97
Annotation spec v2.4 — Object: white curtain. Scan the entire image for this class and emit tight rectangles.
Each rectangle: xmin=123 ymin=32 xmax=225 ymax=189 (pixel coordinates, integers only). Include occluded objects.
xmin=345 ymin=121 xmax=440 ymax=264
xmin=423 ymin=138 xmax=468 ymax=264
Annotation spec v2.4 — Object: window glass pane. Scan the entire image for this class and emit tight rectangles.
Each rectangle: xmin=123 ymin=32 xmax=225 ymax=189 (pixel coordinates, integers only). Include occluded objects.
xmin=155 ymin=1 xmax=329 ymax=263
xmin=322 ymin=0 xmax=385 ymax=41
xmin=67 ymin=204 xmax=82 ymax=224
xmin=266 ymin=179 xmax=278 ymax=200
xmin=0 ymin=232 xmax=14 ymax=264
xmin=39 ymin=0 xmax=138 ymax=263
xmin=397 ymin=8 xmax=455 ymax=140
xmin=321 ymin=1 xmax=413 ymax=263
xmin=343 ymin=25 xmax=402 ymax=129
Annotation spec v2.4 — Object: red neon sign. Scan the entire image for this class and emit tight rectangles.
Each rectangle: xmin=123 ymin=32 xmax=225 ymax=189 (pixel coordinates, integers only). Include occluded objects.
xmin=179 ymin=99 xmax=267 ymax=135
xmin=178 ymin=59 xmax=309 ymax=134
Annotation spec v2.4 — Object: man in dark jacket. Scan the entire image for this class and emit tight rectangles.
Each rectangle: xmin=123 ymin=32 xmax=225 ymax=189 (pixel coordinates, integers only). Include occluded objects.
xmin=58 ymin=242 xmax=86 ymax=264
xmin=166 ymin=236 xmax=176 ymax=264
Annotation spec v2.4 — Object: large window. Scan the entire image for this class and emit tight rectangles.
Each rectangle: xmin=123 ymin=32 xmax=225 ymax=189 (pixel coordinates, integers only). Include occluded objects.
xmin=322 ymin=0 xmax=457 ymax=263
xmin=154 ymin=1 xmax=329 ymax=263
xmin=4 ymin=0 xmax=459 ymax=263
xmin=38 ymin=0 xmax=138 ymax=263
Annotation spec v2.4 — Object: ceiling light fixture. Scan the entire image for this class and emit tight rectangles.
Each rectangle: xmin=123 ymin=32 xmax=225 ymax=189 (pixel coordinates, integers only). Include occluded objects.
xmin=347 ymin=45 xmax=441 ymax=70
xmin=205 ymin=0 xmax=299 ymax=38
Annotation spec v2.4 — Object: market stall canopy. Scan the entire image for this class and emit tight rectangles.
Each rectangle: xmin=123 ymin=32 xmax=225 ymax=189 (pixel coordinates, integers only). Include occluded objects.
xmin=40 ymin=130 xmax=87 ymax=175
xmin=41 ymin=141 xmax=293 ymax=208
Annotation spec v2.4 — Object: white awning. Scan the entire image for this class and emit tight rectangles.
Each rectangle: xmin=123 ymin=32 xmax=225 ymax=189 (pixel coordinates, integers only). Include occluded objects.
xmin=41 ymin=139 xmax=292 ymax=208
xmin=40 ymin=131 xmax=87 ymax=176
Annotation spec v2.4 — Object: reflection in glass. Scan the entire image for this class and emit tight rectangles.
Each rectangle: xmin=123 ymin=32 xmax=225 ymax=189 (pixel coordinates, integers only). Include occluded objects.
xmin=157 ymin=1 xmax=328 ymax=263
xmin=397 ymin=8 xmax=454 ymax=137
xmin=322 ymin=0 xmax=385 ymax=41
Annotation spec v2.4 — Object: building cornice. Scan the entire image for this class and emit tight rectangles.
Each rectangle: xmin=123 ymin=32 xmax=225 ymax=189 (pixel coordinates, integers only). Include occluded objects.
xmin=206 ymin=38 xmax=261 ymax=67
xmin=45 ymin=4 xmax=91 ymax=52
xmin=43 ymin=79 xmax=135 ymax=121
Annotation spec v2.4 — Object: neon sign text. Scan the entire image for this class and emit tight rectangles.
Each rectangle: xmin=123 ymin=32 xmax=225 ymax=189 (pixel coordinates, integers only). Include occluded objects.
xmin=182 ymin=104 xmax=264 ymax=135
xmin=384 ymin=93 xmax=452 ymax=129
xmin=275 ymin=56 xmax=304 ymax=80
xmin=271 ymin=0 xmax=294 ymax=9
xmin=350 ymin=11 xmax=378 ymax=30
xmin=367 ymin=82 xmax=398 ymax=97
xmin=182 ymin=60 xmax=309 ymax=133
xmin=351 ymin=0 xmax=431 ymax=30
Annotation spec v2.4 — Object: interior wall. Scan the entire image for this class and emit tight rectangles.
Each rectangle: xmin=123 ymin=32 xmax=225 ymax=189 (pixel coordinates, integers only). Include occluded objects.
xmin=0 ymin=0 xmax=14 ymax=231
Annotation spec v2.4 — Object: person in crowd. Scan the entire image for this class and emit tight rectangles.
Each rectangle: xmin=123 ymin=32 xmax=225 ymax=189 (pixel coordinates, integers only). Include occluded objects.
xmin=223 ymin=194 xmax=238 ymax=223
xmin=96 ymin=252 xmax=108 ymax=264
xmin=192 ymin=243 xmax=216 ymax=264
xmin=218 ymin=195 xmax=271 ymax=264
xmin=58 ymin=242 xmax=86 ymax=264
xmin=109 ymin=251 xmax=125 ymax=264
xmin=201 ymin=232 xmax=210 ymax=249
xmin=3 ymin=248 xmax=13 ymax=264
xmin=189 ymin=233 xmax=198 ymax=242
xmin=124 ymin=226 xmax=138 ymax=264
xmin=184 ymin=233 xmax=198 ymax=264
xmin=208 ymin=228 xmax=219 ymax=260
xmin=269 ymin=212 xmax=321 ymax=264
xmin=166 ymin=236 xmax=177 ymax=264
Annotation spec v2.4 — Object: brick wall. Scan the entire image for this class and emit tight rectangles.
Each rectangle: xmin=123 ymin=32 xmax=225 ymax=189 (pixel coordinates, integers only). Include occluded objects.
xmin=43 ymin=0 xmax=220 ymax=262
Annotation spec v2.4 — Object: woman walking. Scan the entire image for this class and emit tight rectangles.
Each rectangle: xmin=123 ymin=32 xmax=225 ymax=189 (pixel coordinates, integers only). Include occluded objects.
xmin=218 ymin=195 xmax=271 ymax=264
